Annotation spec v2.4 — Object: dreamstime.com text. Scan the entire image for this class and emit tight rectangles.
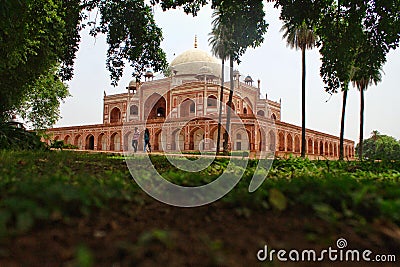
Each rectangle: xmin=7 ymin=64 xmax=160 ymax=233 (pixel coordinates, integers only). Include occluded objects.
xmin=257 ymin=238 xmax=396 ymax=263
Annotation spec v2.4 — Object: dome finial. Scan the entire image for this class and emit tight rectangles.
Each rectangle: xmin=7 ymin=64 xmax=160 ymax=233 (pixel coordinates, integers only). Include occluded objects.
xmin=194 ymin=35 xmax=198 ymax=48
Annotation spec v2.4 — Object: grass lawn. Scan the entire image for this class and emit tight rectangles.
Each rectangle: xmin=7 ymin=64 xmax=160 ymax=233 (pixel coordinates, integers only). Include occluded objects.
xmin=0 ymin=150 xmax=399 ymax=266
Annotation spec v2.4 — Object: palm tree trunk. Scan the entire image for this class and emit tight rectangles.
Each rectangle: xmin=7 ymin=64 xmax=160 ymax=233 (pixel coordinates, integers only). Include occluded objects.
xmin=339 ymin=89 xmax=348 ymax=160
xmin=359 ymin=88 xmax=365 ymax=160
xmin=223 ymin=57 xmax=234 ymax=154
xmin=216 ymin=59 xmax=225 ymax=154
xmin=301 ymin=47 xmax=306 ymax=158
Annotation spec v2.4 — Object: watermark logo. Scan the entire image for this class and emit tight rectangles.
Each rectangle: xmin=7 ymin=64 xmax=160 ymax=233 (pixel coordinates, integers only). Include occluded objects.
xmin=257 ymin=238 xmax=397 ymax=263
xmin=336 ymin=238 xmax=347 ymax=249
xmin=123 ymin=64 xmax=276 ymax=207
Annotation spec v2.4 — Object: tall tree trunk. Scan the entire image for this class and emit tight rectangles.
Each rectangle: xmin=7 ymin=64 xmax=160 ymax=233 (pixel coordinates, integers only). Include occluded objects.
xmin=223 ymin=57 xmax=234 ymax=155
xmin=216 ymin=59 xmax=225 ymax=154
xmin=339 ymin=89 xmax=348 ymax=160
xmin=301 ymin=47 xmax=306 ymax=158
xmin=359 ymin=87 xmax=365 ymax=160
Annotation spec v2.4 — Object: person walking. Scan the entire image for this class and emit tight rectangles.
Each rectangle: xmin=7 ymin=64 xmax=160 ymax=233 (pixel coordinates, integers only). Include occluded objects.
xmin=144 ymin=128 xmax=151 ymax=152
xmin=131 ymin=127 xmax=140 ymax=152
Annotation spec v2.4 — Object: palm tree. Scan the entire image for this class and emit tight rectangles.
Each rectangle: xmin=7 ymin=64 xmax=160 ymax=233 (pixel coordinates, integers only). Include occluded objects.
xmin=209 ymin=9 xmax=230 ymax=155
xmin=209 ymin=8 xmax=235 ymax=155
xmin=281 ymin=21 xmax=316 ymax=158
xmin=339 ymin=89 xmax=348 ymax=160
xmin=209 ymin=1 xmax=267 ymax=155
xmin=351 ymin=68 xmax=382 ymax=160
xmin=223 ymin=56 xmax=234 ymax=155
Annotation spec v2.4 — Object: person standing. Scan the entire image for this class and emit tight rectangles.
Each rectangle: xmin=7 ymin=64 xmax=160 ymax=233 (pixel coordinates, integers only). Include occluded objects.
xmin=131 ymin=127 xmax=140 ymax=152
xmin=144 ymin=128 xmax=151 ymax=152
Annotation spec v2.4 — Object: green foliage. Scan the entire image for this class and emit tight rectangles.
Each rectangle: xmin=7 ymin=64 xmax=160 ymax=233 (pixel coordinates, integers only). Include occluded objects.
xmin=1 ymin=0 xmax=168 ymax=119
xmin=0 ymin=0 xmax=81 ymax=116
xmin=0 ymin=121 xmax=47 ymax=150
xmin=90 ymin=0 xmax=167 ymax=84
xmin=272 ymin=0 xmax=400 ymax=93
xmin=0 ymin=151 xmax=140 ymax=234
xmin=15 ymin=65 xmax=70 ymax=129
xmin=74 ymin=245 xmax=94 ymax=267
xmin=1 ymin=149 xmax=400 ymax=238
xmin=210 ymin=0 xmax=268 ymax=63
xmin=357 ymin=132 xmax=400 ymax=160
xmin=49 ymin=140 xmax=78 ymax=150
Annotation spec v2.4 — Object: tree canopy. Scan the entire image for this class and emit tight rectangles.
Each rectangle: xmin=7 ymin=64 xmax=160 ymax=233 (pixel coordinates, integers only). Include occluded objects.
xmin=270 ymin=0 xmax=400 ymax=93
xmin=1 ymin=0 xmax=399 ymax=131
xmin=0 ymin=0 xmax=167 ymax=123
xmin=357 ymin=132 xmax=400 ymax=161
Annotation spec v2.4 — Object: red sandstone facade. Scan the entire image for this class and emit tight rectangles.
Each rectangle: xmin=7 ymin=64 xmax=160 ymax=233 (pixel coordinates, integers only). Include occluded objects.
xmin=46 ymin=46 xmax=355 ymax=159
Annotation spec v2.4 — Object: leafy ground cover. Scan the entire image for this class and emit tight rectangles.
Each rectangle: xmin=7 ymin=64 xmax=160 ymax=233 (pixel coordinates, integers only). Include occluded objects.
xmin=0 ymin=150 xmax=399 ymax=266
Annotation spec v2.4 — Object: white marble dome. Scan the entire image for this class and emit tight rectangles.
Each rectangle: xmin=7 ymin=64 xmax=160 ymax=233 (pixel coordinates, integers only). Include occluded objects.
xmin=170 ymin=48 xmax=221 ymax=80
xmin=170 ymin=48 xmax=219 ymax=67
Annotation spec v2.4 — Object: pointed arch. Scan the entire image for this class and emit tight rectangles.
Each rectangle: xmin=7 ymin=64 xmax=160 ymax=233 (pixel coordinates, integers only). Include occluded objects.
xmin=171 ymin=128 xmax=185 ymax=151
xmin=110 ymin=107 xmax=121 ymax=123
xmin=74 ymin=134 xmax=82 ymax=149
xmin=181 ymin=98 xmax=196 ymax=117
xmin=294 ymin=135 xmax=300 ymax=153
xmin=207 ymin=95 xmax=217 ymax=107
xmin=286 ymin=133 xmax=293 ymax=152
xmin=314 ymin=140 xmax=319 ymax=154
xmin=85 ymin=134 xmax=95 ymax=150
xmin=154 ymin=129 xmax=166 ymax=151
xmin=268 ymin=130 xmax=276 ymax=152
xmin=64 ymin=135 xmax=71 ymax=145
xmin=278 ymin=131 xmax=285 ymax=151
xmin=325 ymin=141 xmax=329 ymax=156
xmin=190 ymin=127 xmax=205 ymax=151
xmin=308 ymin=138 xmax=313 ymax=154
xmin=98 ymin=133 xmax=107 ymax=151
xmin=319 ymin=141 xmax=324 ymax=155
xmin=144 ymin=93 xmax=167 ymax=120
xmin=110 ymin=132 xmax=121 ymax=151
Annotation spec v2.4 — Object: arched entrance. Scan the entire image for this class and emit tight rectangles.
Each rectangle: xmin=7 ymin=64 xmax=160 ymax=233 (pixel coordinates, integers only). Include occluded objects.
xmin=259 ymin=128 xmax=267 ymax=152
xmin=278 ymin=132 xmax=285 ymax=151
xmin=153 ymin=129 xmax=166 ymax=151
xmin=124 ymin=131 xmax=133 ymax=151
xmin=286 ymin=134 xmax=293 ymax=152
xmin=98 ymin=133 xmax=107 ymax=151
xmin=180 ymin=98 xmax=196 ymax=117
xmin=190 ymin=127 xmax=205 ymax=151
xmin=308 ymin=138 xmax=313 ymax=154
xmin=110 ymin=132 xmax=121 ymax=151
xmin=268 ymin=131 xmax=276 ymax=152
xmin=110 ymin=107 xmax=121 ymax=123
xmin=74 ymin=135 xmax=82 ymax=149
xmin=172 ymin=128 xmax=185 ymax=151
xmin=64 ymin=135 xmax=71 ymax=145
xmin=144 ymin=93 xmax=167 ymax=120
xmin=319 ymin=141 xmax=324 ymax=155
xmin=85 ymin=134 xmax=95 ymax=150
xmin=294 ymin=135 xmax=300 ymax=153
xmin=211 ymin=126 xmax=224 ymax=152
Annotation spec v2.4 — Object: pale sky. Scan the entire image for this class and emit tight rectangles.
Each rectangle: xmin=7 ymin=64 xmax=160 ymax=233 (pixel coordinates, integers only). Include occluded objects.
xmin=55 ymin=2 xmax=400 ymax=142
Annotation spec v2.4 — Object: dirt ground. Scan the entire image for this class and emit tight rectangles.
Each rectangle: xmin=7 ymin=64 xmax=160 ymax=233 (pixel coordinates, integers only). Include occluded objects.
xmin=1 ymin=197 xmax=399 ymax=267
